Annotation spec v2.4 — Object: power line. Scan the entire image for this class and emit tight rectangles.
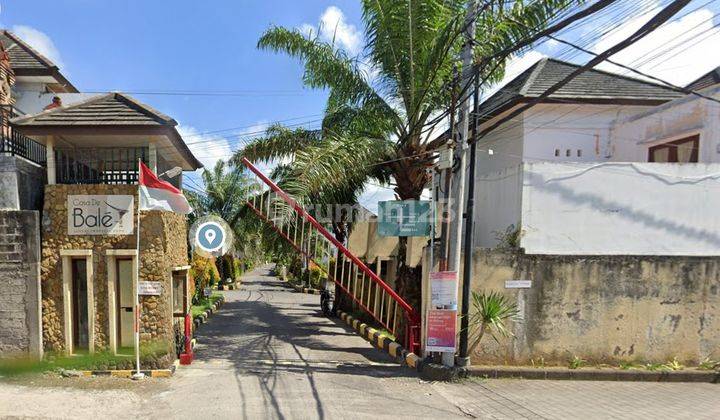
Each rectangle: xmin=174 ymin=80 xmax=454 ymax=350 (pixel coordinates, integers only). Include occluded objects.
xmin=473 ymin=0 xmax=695 ymax=143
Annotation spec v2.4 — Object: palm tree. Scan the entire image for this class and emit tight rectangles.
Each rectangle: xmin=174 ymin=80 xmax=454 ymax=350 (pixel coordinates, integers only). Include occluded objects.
xmin=234 ymin=0 xmax=582 ymax=308
xmin=186 ymin=160 xmax=258 ymax=281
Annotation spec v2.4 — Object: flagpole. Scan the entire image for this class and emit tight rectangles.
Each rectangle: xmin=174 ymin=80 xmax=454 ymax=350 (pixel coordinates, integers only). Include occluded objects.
xmin=133 ymin=158 xmax=143 ymax=380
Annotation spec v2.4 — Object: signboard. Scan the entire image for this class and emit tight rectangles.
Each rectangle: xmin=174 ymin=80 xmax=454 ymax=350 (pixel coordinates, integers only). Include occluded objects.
xmin=430 ymin=271 xmax=458 ymax=310
xmin=505 ymin=280 xmax=532 ymax=289
xmin=426 ymin=309 xmax=457 ymax=352
xmin=378 ymin=200 xmax=431 ymax=237
xmin=138 ymin=281 xmax=162 ymax=296
xmin=68 ymin=195 xmax=134 ymax=235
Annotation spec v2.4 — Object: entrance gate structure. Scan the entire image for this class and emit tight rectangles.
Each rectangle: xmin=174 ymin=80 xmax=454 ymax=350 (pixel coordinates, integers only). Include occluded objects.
xmin=241 ymin=158 xmax=421 ymax=353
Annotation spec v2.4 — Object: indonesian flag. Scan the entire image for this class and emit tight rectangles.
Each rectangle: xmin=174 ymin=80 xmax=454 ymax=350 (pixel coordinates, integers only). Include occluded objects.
xmin=139 ymin=162 xmax=192 ymax=214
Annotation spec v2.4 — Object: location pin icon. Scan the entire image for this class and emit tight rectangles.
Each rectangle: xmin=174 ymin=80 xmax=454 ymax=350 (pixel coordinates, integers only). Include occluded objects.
xmin=205 ymin=229 xmax=216 ymax=244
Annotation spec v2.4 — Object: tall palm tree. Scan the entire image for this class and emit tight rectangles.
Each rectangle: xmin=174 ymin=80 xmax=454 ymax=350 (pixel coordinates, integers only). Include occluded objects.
xmin=234 ymin=0 xmax=582 ymax=308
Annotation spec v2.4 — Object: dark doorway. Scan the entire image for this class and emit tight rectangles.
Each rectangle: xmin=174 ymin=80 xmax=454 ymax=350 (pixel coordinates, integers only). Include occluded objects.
xmin=71 ymin=258 xmax=89 ymax=352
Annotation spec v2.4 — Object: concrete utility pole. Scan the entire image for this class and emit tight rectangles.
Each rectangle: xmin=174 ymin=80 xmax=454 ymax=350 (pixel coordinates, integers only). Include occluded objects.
xmin=446 ymin=0 xmax=478 ymax=368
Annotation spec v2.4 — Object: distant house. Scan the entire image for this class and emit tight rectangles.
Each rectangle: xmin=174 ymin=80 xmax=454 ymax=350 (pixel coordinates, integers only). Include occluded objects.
xmin=449 ymin=57 xmax=720 ymax=255
xmin=0 ymin=30 xmax=202 ymax=361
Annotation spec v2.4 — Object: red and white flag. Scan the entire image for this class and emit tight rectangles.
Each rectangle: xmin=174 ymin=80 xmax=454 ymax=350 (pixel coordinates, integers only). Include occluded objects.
xmin=139 ymin=161 xmax=192 ymax=214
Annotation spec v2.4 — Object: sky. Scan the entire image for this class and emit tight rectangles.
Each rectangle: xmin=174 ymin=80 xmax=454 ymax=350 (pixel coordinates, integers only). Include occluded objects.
xmin=2 ymin=0 xmax=720 ymax=212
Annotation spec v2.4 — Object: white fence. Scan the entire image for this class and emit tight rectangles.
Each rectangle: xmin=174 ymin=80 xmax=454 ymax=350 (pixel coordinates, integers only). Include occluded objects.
xmin=477 ymin=162 xmax=720 ymax=255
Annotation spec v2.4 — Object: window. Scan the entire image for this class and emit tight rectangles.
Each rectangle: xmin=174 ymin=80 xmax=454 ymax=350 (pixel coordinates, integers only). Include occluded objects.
xmin=554 ymin=149 xmax=560 ymax=157
xmin=566 ymin=149 xmax=571 ymax=157
xmin=649 ymin=135 xmax=699 ymax=163
xmin=577 ymin=149 xmax=583 ymax=158
xmin=172 ymin=270 xmax=188 ymax=315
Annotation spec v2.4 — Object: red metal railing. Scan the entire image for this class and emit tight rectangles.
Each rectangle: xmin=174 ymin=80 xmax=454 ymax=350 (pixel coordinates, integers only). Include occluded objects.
xmin=241 ymin=157 xmax=420 ymax=353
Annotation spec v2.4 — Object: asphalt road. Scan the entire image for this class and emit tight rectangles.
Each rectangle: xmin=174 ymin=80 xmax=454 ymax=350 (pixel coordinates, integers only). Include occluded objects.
xmin=1 ymin=265 xmax=718 ymax=419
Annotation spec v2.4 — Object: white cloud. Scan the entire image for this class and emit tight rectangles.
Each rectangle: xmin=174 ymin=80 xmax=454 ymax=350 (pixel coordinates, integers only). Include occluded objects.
xmin=359 ymin=183 xmax=396 ymax=214
xmin=178 ymin=125 xmax=234 ymax=174
xmin=591 ymin=6 xmax=720 ymax=86
xmin=11 ymin=25 xmax=64 ymax=69
xmin=300 ymin=6 xmax=363 ymax=55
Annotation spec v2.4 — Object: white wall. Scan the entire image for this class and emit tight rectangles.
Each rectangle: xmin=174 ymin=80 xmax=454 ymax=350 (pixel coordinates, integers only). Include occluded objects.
xmin=473 ymin=165 xmax=522 ymax=248
xmin=13 ymin=92 xmax=97 ymax=116
xmin=475 ymin=108 xmax=524 ymax=176
xmin=522 ymin=103 xmax=650 ymax=163
xmin=611 ymin=86 xmax=720 ymax=163
xmin=520 ymin=162 xmax=720 ymax=255
xmin=470 ymin=103 xmax=651 ymax=248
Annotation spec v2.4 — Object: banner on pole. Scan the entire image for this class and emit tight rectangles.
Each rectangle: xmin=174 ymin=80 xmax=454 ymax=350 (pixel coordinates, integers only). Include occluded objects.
xmin=426 ymin=309 xmax=457 ymax=353
xmin=430 ymin=271 xmax=458 ymax=309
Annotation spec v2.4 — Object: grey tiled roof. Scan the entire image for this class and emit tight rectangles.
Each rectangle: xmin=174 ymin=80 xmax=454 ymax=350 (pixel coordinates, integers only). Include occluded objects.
xmin=478 ymin=58 xmax=683 ymax=121
xmin=0 ymin=30 xmax=56 ymax=71
xmin=685 ymin=67 xmax=720 ymax=91
xmin=11 ymin=93 xmax=176 ymax=126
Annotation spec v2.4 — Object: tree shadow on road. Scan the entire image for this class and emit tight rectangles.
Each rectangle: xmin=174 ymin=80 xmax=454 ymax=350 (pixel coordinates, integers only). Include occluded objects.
xmin=192 ymin=268 xmax=419 ymax=420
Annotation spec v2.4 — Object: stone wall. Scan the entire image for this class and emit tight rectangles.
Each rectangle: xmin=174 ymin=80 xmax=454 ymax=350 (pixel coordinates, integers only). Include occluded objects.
xmin=421 ymin=248 xmax=720 ymax=365
xmin=41 ymin=184 xmax=189 ymax=354
xmin=0 ymin=155 xmax=45 ymax=210
xmin=460 ymin=250 xmax=720 ymax=365
xmin=0 ymin=210 xmax=42 ymax=358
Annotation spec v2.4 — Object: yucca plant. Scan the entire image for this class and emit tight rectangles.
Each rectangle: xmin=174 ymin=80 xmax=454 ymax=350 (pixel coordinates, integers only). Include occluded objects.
xmin=467 ymin=291 xmax=520 ymax=355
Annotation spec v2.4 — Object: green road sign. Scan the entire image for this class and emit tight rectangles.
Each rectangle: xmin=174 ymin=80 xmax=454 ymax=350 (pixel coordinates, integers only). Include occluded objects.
xmin=378 ymin=200 xmax=431 ymax=237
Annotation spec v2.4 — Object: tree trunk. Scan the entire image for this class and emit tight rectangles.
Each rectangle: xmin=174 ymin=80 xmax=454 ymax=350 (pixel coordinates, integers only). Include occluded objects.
xmin=391 ymin=159 xmax=429 ymax=346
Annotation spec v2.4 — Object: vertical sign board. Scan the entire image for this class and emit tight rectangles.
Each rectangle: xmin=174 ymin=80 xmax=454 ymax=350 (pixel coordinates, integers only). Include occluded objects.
xmin=426 ymin=271 xmax=458 ymax=353
xmin=68 ymin=195 xmax=134 ymax=235
xmin=430 ymin=271 xmax=458 ymax=310
xmin=426 ymin=309 xmax=457 ymax=352
xmin=378 ymin=200 xmax=431 ymax=237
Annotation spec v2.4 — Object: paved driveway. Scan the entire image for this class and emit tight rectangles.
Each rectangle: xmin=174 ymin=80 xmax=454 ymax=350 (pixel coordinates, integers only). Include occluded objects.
xmin=1 ymin=265 xmax=718 ymax=419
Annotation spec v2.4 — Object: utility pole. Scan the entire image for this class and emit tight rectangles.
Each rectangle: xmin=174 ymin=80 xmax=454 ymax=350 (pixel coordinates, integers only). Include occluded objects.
xmin=447 ymin=0 xmax=478 ymax=368
xmin=458 ymin=74 xmax=479 ymax=365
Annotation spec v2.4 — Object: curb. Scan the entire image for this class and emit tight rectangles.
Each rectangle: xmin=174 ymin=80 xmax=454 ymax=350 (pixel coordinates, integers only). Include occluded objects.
xmin=193 ymin=295 xmax=226 ymax=329
xmin=336 ymin=310 xmax=421 ymax=370
xmin=76 ymin=360 xmax=178 ymax=378
xmin=287 ymin=281 xmax=321 ymax=295
xmin=467 ymin=366 xmax=720 ymax=383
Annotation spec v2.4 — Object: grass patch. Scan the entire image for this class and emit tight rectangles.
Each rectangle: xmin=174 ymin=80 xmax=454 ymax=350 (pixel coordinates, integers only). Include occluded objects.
xmin=191 ymin=292 xmax=223 ymax=319
xmin=0 ymin=342 xmax=171 ymax=377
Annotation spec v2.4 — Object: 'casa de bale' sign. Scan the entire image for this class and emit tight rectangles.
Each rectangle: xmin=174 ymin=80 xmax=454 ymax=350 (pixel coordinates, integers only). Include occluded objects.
xmin=67 ymin=195 xmax=134 ymax=235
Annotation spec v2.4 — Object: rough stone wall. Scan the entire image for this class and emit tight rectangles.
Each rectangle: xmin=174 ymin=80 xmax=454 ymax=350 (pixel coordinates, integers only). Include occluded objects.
xmin=462 ymin=250 xmax=720 ymax=365
xmin=41 ymin=184 xmax=189 ymax=353
xmin=0 ymin=155 xmax=46 ymax=210
xmin=0 ymin=210 xmax=41 ymax=357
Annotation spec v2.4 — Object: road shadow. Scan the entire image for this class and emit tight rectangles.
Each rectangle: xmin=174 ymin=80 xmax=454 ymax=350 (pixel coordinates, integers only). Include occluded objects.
xmin=193 ymin=266 xmax=418 ymax=420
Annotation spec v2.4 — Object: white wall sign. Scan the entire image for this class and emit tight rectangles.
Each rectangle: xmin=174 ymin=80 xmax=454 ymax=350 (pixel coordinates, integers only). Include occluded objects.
xmin=505 ymin=280 xmax=532 ymax=289
xmin=68 ymin=195 xmax=134 ymax=235
xmin=138 ymin=281 xmax=162 ymax=296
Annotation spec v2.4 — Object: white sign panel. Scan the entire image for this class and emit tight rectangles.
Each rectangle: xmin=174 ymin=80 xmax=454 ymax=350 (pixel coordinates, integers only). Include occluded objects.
xmin=68 ymin=195 xmax=134 ymax=235
xmin=505 ymin=280 xmax=532 ymax=289
xmin=138 ymin=281 xmax=162 ymax=296
xmin=430 ymin=271 xmax=458 ymax=309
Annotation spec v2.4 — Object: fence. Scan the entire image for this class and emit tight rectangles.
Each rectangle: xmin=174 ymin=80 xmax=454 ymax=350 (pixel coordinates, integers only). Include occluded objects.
xmin=241 ymin=157 xmax=421 ymax=353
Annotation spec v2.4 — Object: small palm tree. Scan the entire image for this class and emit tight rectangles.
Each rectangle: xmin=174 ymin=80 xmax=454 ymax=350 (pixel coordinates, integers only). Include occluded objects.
xmin=467 ymin=291 xmax=520 ymax=355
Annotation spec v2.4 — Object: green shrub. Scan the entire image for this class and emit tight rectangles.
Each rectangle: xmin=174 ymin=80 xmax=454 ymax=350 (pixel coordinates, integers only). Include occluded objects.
xmin=233 ymin=258 xmax=243 ymax=280
xmin=466 ymin=291 xmax=520 ymax=355
xmin=308 ymin=265 xmax=327 ymax=289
